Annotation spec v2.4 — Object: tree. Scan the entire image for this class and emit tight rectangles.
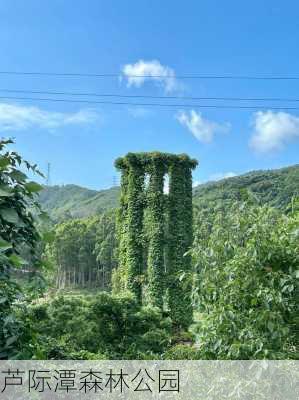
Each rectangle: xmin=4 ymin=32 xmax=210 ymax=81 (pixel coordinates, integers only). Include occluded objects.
xmin=192 ymin=199 xmax=298 ymax=359
xmin=0 ymin=138 xmax=43 ymax=358
xmin=94 ymin=211 xmax=118 ymax=290
xmin=48 ymin=212 xmax=118 ymax=290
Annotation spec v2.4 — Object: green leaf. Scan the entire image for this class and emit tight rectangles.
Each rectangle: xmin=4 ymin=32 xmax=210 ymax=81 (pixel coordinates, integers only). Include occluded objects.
xmin=8 ymin=254 xmax=27 ymax=267
xmin=25 ymin=181 xmax=43 ymax=193
xmin=179 ymin=272 xmax=186 ymax=282
xmin=0 ymin=156 xmax=10 ymax=169
xmin=9 ymin=170 xmax=27 ymax=182
xmin=38 ymin=211 xmax=50 ymax=223
xmin=0 ymin=239 xmax=12 ymax=251
xmin=267 ymin=321 xmax=274 ymax=332
xmin=0 ymin=186 xmax=13 ymax=197
xmin=42 ymin=231 xmax=55 ymax=243
xmin=0 ymin=208 xmax=19 ymax=224
xmin=6 ymin=336 xmax=18 ymax=347
xmin=0 ymin=297 xmax=8 ymax=304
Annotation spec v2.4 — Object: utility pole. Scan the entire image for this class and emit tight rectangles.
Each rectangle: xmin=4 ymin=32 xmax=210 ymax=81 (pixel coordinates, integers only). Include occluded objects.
xmin=113 ymin=175 xmax=118 ymax=187
xmin=46 ymin=162 xmax=51 ymax=186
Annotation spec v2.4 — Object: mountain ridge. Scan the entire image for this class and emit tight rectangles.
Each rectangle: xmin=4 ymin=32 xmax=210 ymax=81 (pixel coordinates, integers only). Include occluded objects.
xmin=39 ymin=164 xmax=299 ymax=221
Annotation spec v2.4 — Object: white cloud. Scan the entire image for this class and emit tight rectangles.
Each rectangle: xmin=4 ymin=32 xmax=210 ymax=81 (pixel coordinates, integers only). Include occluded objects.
xmin=192 ymin=180 xmax=201 ymax=187
xmin=250 ymin=110 xmax=299 ymax=152
xmin=177 ymin=110 xmax=230 ymax=142
xmin=122 ymin=59 xmax=179 ymax=92
xmin=209 ymin=172 xmax=237 ymax=181
xmin=0 ymin=103 xmax=100 ymax=131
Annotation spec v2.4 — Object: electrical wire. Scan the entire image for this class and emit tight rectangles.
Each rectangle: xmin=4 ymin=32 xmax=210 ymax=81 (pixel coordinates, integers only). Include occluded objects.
xmin=1 ymin=95 xmax=299 ymax=110
xmin=1 ymin=70 xmax=299 ymax=80
xmin=0 ymin=88 xmax=298 ymax=102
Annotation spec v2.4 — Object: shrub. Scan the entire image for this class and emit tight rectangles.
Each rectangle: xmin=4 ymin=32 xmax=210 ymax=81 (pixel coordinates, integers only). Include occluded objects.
xmin=192 ymin=201 xmax=298 ymax=359
xmin=88 ymin=293 xmax=172 ymax=358
xmin=0 ymin=138 xmax=43 ymax=359
xmin=164 ymin=344 xmax=201 ymax=360
xmin=27 ymin=292 xmax=172 ymax=359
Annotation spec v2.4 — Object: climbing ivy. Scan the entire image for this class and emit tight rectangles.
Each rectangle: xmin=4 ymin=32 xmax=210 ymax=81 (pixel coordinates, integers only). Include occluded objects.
xmin=146 ymin=154 xmax=166 ymax=308
xmin=115 ymin=163 xmax=129 ymax=292
xmin=115 ymin=152 xmax=197 ymax=328
xmin=115 ymin=154 xmax=145 ymax=303
xmin=167 ymin=159 xmax=188 ymax=328
xmin=181 ymin=161 xmax=194 ymax=326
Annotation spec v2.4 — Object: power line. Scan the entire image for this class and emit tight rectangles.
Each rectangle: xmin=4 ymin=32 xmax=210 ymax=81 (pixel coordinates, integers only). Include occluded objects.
xmin=1 ymin=95 xmax=299 ymax=110
xmin=1 ymin=70 xmax=299 ymax=80
xmin=1 ymin=88 xmax=299 ymax=102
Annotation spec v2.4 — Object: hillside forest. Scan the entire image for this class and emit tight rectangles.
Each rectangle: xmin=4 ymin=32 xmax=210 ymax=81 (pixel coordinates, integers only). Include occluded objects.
xmin=0 ymin=138 xmax=298 ymax=360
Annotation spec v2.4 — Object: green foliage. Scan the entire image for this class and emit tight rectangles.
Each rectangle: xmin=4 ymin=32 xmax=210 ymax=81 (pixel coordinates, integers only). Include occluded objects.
xmin=28 ymin=293 xmax=172 ymax=359
xmin=146 ymin=158 xmax=166 ymax=308
xmin=164 ymin=344 xmax=201 ymax=360
xmin=115 ymin=167 xmax=129 ymax=292
xmin=115 ymin=152 xmax=197 ymax=329
xmin=167 ymin=160 xmax=194 ymax=329
xmin=0 ymin=138 xmax=43 ymax=359
xmin=193 ymin=164 xmax=299 ymax=212
xmin=94 ymin=211 xmax=118 ymax=289
xmin=123 ymin=157 xmax=145 ymax=302
xmin=47 ymin=212 xmax=117 ymax=289
xmin=89 ymin=293 xmax=171 ymax=358
xmin=2 ymin=139 xmax=298 ymax=361
xmin=48 ymin=219 xmax=95 ymax=288
xmin=192 ymin=200 xmax=298 ymax=359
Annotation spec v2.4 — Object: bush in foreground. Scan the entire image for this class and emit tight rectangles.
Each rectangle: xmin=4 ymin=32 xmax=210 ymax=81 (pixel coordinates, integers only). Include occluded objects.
xmin=192 ymin=201 xmax=298 ymax=359
xmin=28 ymin=292 xmax=172 ymax=359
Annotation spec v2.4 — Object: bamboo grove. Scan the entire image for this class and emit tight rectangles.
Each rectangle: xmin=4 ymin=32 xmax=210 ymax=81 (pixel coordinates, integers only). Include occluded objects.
xmin=114 ymin=152 xmax=198 ymax=328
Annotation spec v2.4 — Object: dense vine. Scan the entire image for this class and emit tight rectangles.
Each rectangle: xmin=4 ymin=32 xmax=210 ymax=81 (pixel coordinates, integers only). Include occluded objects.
xmin=146 ymin=155 xmax=166 ymax=308
xmin=116 ymin=165 xmax=129 ymax=292
xmin=167 ymin=158 xmax=194 ymax=328
xmin=115 ymin=152 xmax=197 ymax=327
xmin=122 ymin=154 xmax=145 ymax=303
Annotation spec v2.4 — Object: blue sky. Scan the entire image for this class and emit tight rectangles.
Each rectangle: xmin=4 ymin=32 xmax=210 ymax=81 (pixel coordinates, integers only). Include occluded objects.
xmin=1 ymin=0 xmax=299 ymax=189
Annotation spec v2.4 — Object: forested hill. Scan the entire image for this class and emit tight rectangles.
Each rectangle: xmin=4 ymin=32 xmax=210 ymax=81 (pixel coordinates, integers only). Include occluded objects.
xmin=39 ymin=184 xmax=120 ymax=221
xmin=39 ymin=164 xmax=299 ymax=221
xmin=193 ymin=164 xmax=299 ymax=210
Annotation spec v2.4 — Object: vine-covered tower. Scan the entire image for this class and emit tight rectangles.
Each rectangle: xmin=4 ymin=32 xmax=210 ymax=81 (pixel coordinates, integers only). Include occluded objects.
xmin=115 ymin=152 xmax=198 ymax=328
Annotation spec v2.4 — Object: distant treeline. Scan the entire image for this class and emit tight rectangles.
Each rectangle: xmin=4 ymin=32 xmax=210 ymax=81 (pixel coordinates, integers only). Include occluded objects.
xmin=47 ymin=211 xmax=117 ymax=289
